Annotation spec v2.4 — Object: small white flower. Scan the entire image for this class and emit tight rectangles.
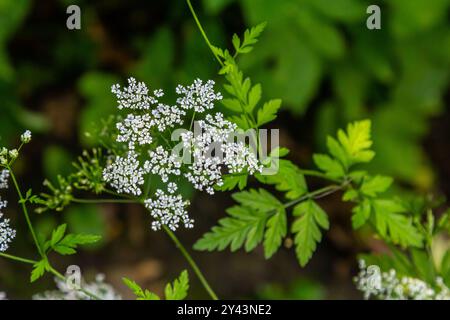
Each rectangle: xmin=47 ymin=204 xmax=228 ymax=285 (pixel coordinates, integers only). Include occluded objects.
xmin=116 ymin=114 xmax=154 ymax=149
xmin=176 ymin=79 xmax=222 ymax=113
xmin=144 ymin=146 xmax=181 ymax=183
xmin=8 ymin=149 xmax=18 ymax=159
xmin=0 ymin=170 xmax=9 ymax=190
xmin=104 ymin=78 xmax=262 ymax=231
xmin=0 ymin=170 xmax=14 ymax=252
xmin=103 ymin=151 xmax=145 ymax=196
xmin=111 ymin=77 xmax=159 ymax=110
xmin=167 ymin=182 xmax=177 ymax=194
xmin=144 ymin=187 xmax=192 ymax=231
xmin=0 ymin=213 xmax=15 ymax=252
xmin=20 ymin=130 xmax=32 ymax=144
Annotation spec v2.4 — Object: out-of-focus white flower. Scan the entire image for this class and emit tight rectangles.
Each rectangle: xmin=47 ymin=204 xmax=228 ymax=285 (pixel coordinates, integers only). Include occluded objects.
xmin=354 ymin=260 xmax=450 ymax=300
xmin=0 ymin=170 xmax=9 ymax=190
xmin=33 ymin=274 xmax=121 ymax=300
xmin=0 ymin=292 xmax=6 ymax=300
xmin=0 ymin=169 xmax=14 ymax=252
xmin=20 ymin=130 xmax=32 ymax=144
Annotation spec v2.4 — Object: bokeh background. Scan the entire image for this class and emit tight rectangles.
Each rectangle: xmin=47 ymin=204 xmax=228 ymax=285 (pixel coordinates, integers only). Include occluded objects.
xmin=0 ymin=0 xmax=449 ymax=299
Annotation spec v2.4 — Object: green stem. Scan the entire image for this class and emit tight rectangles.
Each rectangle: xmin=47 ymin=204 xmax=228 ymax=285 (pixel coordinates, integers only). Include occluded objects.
xmin=162 ymin=225 xmax=219 ymax=300
xmin=189 ymin=111 xmax=197 ymax=131
xmin=72 ymin=198 xmax=137 ymax=204
xmin=0 ymin=252 xmax=37 ymax=265
xmin=298 ymin=169 xmax=341 ymax=183
xmin=7 ymin=166 xmax=45 ymax=259
xmin=186 ymin=0 xmax=223 ymax=66
xmin=283 ymin=183 xmax=348 ymax=210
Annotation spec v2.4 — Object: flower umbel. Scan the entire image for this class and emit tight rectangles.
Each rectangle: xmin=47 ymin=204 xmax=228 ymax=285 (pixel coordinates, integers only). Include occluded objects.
xmin=103 ymin=78 xmax=262 ymax=231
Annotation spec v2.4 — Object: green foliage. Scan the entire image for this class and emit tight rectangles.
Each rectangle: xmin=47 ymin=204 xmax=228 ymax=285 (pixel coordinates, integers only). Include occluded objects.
xmin=194 ymin=189 xmax=282 ymax=254
xmin=123 ymin=270 xmax=189 ymax=300
xmin=44 ymin=224 xmax=101 ymax=255
xmin=198 ymin=117 xmax=425 ymax=266
xmin=292 ymin=200 xmax=329 ymax=267
xmin=256 ymin=159 xmax=307 ymax=200
xmin=30 ymin=259 xmax=50 ymax=283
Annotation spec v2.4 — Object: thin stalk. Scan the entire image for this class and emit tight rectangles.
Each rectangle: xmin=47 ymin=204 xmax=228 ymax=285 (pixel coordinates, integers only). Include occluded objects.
xmin=72 ymin=198 xmax=137 ymax=204
xmin=283 ymin=183 xmax=348 ymax=210
xmin=162 ymin=225 xmax=219 ymax=300
xmin=0 ymin=252 xmax=37 ymax=265
xmin=7 ymin=166 xmax=45 ymax=259
xmin=186 ymin=0 xmax=223 ymax=66
xmin=298 ymin=169 xmax=341 ymax=183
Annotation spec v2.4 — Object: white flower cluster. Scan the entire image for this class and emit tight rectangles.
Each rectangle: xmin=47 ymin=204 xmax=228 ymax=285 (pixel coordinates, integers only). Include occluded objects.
xmin=0 ymin=169 xmax=15 ymax=252
xmin=144 ymin=183 xmax=192 ymax=231
xmin=20 ymin=130 xmax=32 ymax=144
xmin=104 ymin=78 xmax=262 ymax=231
xmin=0 ymin=292 xmax=6 ymax=300
xmin=183 ymin=113 xmax=261 ymax=194
xmin=33 ymin=274 xmax=121 ymax=300
xmin=103 ymin=151 xmax=145 ymax=196
xmin=176 ymin=79 xmax=222 ymax=112
xmin=355 ymin=260 xmax=450 ymax=300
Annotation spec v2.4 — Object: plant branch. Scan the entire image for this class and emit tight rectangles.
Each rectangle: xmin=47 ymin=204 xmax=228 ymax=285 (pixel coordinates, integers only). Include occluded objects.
xmin=72 ymin=198 xmax=137 ymax=204
xmin=186 ymin=0 xmax=223 ymax=66
xmin=0 ymin=252 xmax=37 ymax=265
xmin=162 ymin=225 xmax=219 ymax=300
xmin=7 ymin=166 xmax=45 ymax=259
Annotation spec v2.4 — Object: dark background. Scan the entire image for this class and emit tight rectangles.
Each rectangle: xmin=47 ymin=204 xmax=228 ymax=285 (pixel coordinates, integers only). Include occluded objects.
xmin=0 ymin=0 xmax=449 ymax=299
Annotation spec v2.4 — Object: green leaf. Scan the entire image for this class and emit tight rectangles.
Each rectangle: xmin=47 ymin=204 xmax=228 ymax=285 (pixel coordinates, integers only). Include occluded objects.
xmin=232 ymin=33 xmax=241 ymax=53
xmin=326 ymin=136 xmax=349 ymax=169
xmin=411 ymin=248 xmax=435 ymax=283
xmin=221 ymin=98 xmax=243 ymax=112
xmin=123 ymin=277 xmax=160 ymax=300
xmin=52 ymin=233 xmax=101 ymax=255
xmin=50 ymin=224 xmax=67 ymax=247
xmin=31 ymin=259 xmax=50 ymax=283
xmin=232 ymin=188 xmax=281 ymax=212
xmin=313 ymin=154 xmax=345 ymax=178
xmin=216 ymin=173 xmax=248 ymax=191
xmin=257 ymin=99 xmax=282 ymax=126
xmin=256 ymin=160 xmax=307 ymax=200
xmin=292 ymin=200 xmax=329 ymax=266
xmin=263 ymin=208 xmax=287 ymax=259
xmin=351 ymin=199 xmax=371 ymax=229
xmin=165 ymin=270 xmax=189 ymax=300
xmin=194 ymin=205 xmax=268 ymax=252
xmin=235 ymin=22 xmax=267 ymax=55
xmin=337 ymin=120 xmax=375 ymax=164
xmin=441 ymin=250 xmax=450 ymax=286
xmin=360 ymin=175 xmax=393 ymax=197
xmin=373 ymin=199 xmax=423 ymax=247
xmin=247 ymin=83 xmax=262 ymax=112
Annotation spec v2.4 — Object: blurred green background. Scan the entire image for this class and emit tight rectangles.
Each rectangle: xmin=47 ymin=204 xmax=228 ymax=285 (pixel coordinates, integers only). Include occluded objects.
xmin=0 ymin=0 xmax=449 ymax=299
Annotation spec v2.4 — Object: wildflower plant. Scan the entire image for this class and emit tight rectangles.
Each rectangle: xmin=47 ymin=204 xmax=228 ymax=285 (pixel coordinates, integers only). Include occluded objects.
xmin=0 ymin=0 xmax=449 ymax=301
